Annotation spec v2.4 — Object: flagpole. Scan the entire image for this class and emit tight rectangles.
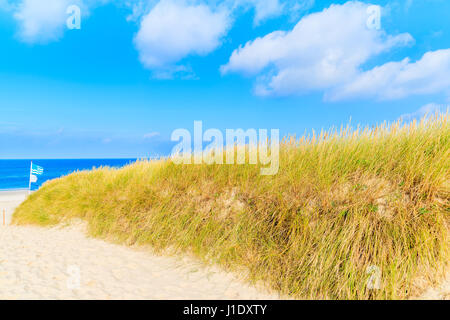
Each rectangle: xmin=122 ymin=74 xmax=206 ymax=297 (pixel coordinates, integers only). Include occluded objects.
xmin=28 ymin=160 xmax=32 ymax=195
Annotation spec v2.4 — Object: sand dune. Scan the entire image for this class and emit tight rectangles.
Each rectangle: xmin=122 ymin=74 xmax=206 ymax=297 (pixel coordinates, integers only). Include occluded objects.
xmin=0 ymin=191 xmax=447 ymax=299
xmin=0 ymin=191 xmax=280 ymax=300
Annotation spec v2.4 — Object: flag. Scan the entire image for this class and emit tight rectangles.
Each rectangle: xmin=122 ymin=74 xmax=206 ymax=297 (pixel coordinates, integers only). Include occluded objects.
xmin=29 ymin=162 xmax=44 ymax=192
xmin=31 ymin=164 xmax=44 ymax=175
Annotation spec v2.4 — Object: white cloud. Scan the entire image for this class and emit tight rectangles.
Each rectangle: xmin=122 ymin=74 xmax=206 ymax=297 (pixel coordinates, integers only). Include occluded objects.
xmin=11 ymin=0 xmax=110 ymax=43
xmin=222 ymin=1 xmax=417 ymax=98
xmin=125 ymin=0 xmax=156 ymax=22
xmin=126 ymin=1 xmax=145 ymax=22
xmin=233 ymin=0 xmax=283 ymax=25
xmin=231 ymin=0 xmax=314 ymax=25
xmin=143 ymin=132 xmax=160 ymax=139
xmin=250 ymin=0 xmax=283 ymax=23
xmin=330 ymin=49 xmax=450 ymax=100
xmin=134 ymin=0 xmax=230 ymax=76
xmin=4 ymin=0 xmax=311 ymax=44
xmin=400 ymin=103 xmax=449 ymax=122
xmin=7 ymin=0 xmax=315 ymax=76
xmin=13 ymin=0 xmax=83 ymax=43
xmin=133 ymin=0 xmax=313 ymax=75
xmin=0 ymin=0 xmax=13 ymax=11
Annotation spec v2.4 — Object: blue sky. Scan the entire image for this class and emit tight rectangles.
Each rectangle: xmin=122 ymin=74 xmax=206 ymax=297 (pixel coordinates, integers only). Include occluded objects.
xmin=0 ymin=0 xmax=449 ymax=158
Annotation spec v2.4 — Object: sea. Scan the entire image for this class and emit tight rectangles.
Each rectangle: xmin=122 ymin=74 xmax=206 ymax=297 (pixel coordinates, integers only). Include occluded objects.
xmin=0 ymin=159 xmax=137 ymax=191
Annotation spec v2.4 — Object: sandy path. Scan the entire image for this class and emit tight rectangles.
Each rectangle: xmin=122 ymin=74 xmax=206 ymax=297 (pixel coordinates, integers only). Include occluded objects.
xmin=0 ymin=225 xmax=281 ymax=299
xmin=0 ymin=190 xmax=27 ymax=225
xmin=0 ymin=191 xmax=447 ymax=300
xmin=416 ymin=272 xmax=450 ymax=300
xmin=0 ymin=191 xmax=280 ymax=300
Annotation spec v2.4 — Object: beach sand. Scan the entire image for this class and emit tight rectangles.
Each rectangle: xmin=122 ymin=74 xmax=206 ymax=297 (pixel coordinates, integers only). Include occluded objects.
xmin=0 ymin=190 xmax=28 ymax=225
xmin=0 ymin=190 xmax=447 ymax=300
xmin=0 ymin=191 xmax=280 ymax=300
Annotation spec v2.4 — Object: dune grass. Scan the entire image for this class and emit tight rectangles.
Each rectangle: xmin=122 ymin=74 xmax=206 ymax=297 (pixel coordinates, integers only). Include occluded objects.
xmin=13 ymin=114 xmax=449 ymax=299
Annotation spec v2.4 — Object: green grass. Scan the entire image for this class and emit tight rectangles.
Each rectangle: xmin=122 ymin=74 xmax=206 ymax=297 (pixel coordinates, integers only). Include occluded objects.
xmin=13 ymin=114 xmax=449 ymax=299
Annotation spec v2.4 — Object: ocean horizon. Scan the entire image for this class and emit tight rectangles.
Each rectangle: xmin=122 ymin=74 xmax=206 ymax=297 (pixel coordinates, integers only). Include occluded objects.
xmin=0 ymin=159 xmax=138 ymax=191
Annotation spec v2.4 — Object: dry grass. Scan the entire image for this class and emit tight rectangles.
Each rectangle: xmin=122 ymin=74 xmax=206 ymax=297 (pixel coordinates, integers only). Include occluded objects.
xmin=13 ymin=114 xmax=450 ymax=299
